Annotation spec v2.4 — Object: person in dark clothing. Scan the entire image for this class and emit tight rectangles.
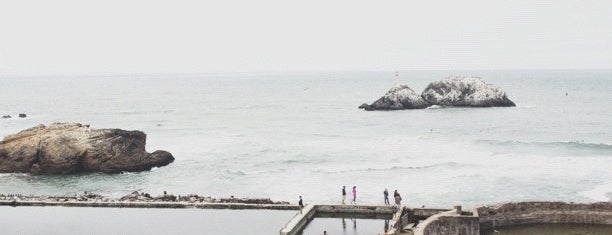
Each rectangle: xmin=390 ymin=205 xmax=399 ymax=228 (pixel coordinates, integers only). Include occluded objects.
xmin=342 ymin=186 xmax=347 ymax=204
xmin=384 ymin=188 xmax=389 ymax=205
xmin=299 ymin=195 xmax=303 ymax=208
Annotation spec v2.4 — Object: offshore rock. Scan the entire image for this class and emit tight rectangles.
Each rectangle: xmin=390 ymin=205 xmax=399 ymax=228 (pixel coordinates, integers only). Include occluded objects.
xmin=360 ymin=84 xmax=431 ymax=111
xmin=421 ymin=76 xmax=516 ymax=107
xmin=0 ymin=123 xmax=174 ymax=174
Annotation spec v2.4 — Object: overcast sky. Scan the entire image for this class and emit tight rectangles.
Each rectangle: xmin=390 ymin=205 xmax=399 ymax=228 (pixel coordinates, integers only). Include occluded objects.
xmin=1 ymin=0 xmax=611 ymax=76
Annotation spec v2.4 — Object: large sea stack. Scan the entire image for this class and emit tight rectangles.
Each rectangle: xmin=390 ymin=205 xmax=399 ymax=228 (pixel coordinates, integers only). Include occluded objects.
xmin=0 ymin=123 xmax=174 ymax=174
xmin=359 ymin=84 xmax=431 ymax=111
xmin=421 ymin=76 xmax=516 ymax=107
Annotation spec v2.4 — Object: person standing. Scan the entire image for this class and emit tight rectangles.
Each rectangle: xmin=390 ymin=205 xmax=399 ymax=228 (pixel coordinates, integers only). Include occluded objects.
xmin=393 ymin=190 xmax=402 ymax=207
xmin=351 ymin=186 xmax=357 ymax=204
xmin=299 ymin=195 xmax=304 ymax=210
xmin=384 ymin=188 xmax=389 ymax=205
xmin=342 ymin=186 xmax=347 ymax=204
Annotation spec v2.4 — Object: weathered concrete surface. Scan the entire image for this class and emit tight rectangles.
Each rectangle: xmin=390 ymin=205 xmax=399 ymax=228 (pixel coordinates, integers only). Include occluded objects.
xmin=413 ymin=209 xmax=480 ymax=235
xmin=410 ymin=201 xmax=612 ymax=235
xmin=0 ymin=123 xmax=174 ymax=174
xmin=279 ymin=204 xmax=397 ymax=235
xmin=316 ymin=204 xmax=396 ymax=214
xmin=280 ymin=204 xmax=316 ymax=235
xmin=478 ymin=201 xmax=612 ymax=229
xmin=0 ymin=191 xmax=293 ymax=210
xmin=0 ymin=200 xmax=299 ymax=210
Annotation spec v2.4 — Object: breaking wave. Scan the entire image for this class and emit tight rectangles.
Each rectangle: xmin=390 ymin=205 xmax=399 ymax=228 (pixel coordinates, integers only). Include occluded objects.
xmin=316 ymin=162 xmax=465 ymax=174
xmin=476 ymin=140 xmax=612 ymax=156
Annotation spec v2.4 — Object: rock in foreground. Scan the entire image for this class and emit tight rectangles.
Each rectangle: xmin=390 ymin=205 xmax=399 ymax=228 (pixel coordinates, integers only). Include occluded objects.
xmin=421 ymin=76 xmax=516 ymax=107
xmin=0 ymin=123 xmax=174 ymax=174
xmin=359 ymin=84 xmax=431 ymax=111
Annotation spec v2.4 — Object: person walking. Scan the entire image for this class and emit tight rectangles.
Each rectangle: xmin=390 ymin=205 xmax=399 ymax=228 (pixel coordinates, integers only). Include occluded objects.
xmin=393 ymin=190 xmax=402 ymax=207
xmin=342 ymin=186 xmax=347 ymax=204
xmin=351 ymin=186 xmax=357 ymax=204
xmin=384 ymin=188 xmax=389 ymax=205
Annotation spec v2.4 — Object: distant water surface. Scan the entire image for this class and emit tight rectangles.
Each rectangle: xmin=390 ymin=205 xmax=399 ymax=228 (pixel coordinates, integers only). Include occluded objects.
xmin=0 ymin=70 xmax=611 ymax=207
xmin=0 ymin=207 xmax=294 ymax=235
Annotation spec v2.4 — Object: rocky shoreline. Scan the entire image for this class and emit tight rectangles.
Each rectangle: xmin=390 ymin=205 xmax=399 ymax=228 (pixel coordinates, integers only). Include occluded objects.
xmin=0 ymin=191 xmax=290 ymax=205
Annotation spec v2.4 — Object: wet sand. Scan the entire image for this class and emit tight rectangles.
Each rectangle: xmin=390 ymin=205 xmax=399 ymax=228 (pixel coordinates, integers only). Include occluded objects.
xmin=0 ymin=206 xmax=295 ymax=235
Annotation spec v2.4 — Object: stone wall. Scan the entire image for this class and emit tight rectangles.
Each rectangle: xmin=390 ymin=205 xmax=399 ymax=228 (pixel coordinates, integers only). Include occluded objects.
xmin=478 ymin=201 xmax=612 ymax=229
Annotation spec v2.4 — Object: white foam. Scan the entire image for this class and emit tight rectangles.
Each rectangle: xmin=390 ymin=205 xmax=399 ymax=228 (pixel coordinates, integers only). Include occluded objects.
xmin=581 ymin=182 xmax=612 ymax=202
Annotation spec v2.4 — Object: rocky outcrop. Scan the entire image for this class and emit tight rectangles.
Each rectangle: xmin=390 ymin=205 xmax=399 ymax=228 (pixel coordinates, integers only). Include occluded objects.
xmin=421 ymin=76 xmax=515 ymax=107
xmin=0 ymin=123 xmax=174 ymax=174
xmin=359 ymin=84 xmax=431 ymax=111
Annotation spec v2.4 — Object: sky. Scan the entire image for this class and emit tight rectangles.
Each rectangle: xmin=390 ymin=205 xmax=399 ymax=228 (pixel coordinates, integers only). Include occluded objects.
xmin=1 ymin=0 xmax=612 ymax=76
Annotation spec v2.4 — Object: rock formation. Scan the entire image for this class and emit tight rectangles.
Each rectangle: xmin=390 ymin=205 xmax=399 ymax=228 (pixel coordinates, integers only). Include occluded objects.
xmin=421 ymin=76 xmax=515 ymax=107
xmin=359 ymin=84 xmax=431 ymax=110
xmin=0 ymin=123 xmax=174 ymax=174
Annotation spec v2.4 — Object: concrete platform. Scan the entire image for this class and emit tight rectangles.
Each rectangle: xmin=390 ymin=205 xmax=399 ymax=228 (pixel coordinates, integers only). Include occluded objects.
xmin=0 ymin=200 xmax=300 ymax=210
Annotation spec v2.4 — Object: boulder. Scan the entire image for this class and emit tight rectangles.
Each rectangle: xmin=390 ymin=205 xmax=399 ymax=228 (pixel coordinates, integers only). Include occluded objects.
xmin=421 ymin=76 xmax=516 ymax=107
xmin=359 ymin=84 xmax=431 ymax=111
xmin=1 ymin=115 xmax=11 ymax=119
xmin=18 ymin=113 xmax=27 ymax=118
xmin=0 ymin=123 xmax=174 ymax=174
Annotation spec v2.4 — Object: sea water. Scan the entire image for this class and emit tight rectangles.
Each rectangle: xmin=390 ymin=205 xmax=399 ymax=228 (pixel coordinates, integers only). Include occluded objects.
xmin=0 ymin=70 xmax=610 ymax=207
xmin=0 ymin=207 xmax=294 ymax=235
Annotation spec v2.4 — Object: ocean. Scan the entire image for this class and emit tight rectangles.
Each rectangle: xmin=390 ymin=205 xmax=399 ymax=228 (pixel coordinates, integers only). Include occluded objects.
xmin=1 ymin=70 xmax=611 ymax=207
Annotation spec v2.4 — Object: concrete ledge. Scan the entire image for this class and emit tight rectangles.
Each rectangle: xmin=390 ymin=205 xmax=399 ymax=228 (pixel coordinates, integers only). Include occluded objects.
xmin=279 ymin=204 xmax=397 ymax=235
xmin=0 ymin=200 xmax=300 ymax=210
xmin=413 ymin=209 xmax=480 ymax=235
xmin=280 ymin=204 xmax=316 ymax=235
xmin=478 ymin=201 xmax=612 ymax=229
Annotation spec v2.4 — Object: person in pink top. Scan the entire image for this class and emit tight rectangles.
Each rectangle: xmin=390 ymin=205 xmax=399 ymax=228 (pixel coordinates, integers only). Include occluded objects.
xmin=351 ymin=186 xmax=357 ymax=204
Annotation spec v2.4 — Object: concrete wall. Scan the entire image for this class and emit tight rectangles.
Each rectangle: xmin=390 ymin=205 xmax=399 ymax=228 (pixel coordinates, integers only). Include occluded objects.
xmin=412 ymin=208 xmax=451 ymax=219
xmin=0 ymin=200 xmax=299 ymax=210
xmin=478 ymin=201 xmax=612 ymax=229
xmin=413 ymin=209 xmax=480 ymax=235
xmin=279 ymin=204 xmax=317 ymax=235
xmin=279 ymin=205 xmax=395 ymax=235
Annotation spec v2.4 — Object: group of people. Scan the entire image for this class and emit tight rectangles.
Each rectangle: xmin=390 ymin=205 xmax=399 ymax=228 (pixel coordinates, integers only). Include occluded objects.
xmin=383 ymin=188 xmax=402 ymax=207
xmin=298 ymin=186 xmax=403 ymax=211
xmin=341 ymin=185 xmax=358 ymax=204
xmin=340 ymin=186 xmax=402 ymax=207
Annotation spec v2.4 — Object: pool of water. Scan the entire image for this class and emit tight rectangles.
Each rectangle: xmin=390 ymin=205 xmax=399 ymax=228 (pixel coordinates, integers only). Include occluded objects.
xmin=481 ymin=223 xmax=612 ymax=235
xmin=0 ymin=207 xmax=295 ymax=235
xmin=298 ymin=217 xmax=390 ymax=235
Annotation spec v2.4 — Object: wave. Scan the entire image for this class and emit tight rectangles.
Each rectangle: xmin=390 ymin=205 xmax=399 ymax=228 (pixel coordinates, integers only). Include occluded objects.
xmin=581 ymin=182 xmax=612 ymax=202
xmin=224 ymin=169 xmax=246 ymax=176
xmin=317 ymin=162 xmax=465 ymax=174
xmin=476 ymin=140 xmax=612 ymax=156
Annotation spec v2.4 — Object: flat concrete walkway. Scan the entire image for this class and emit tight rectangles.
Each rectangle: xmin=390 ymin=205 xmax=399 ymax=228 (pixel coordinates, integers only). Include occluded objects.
xmin=0 ymin=200 xmax=299 ymax=210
